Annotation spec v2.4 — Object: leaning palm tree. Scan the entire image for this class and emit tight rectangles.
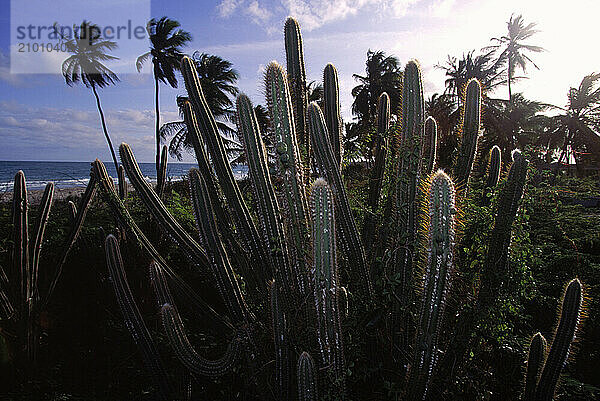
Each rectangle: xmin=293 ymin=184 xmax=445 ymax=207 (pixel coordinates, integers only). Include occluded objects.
xmin=58 ymin=21 xmax=120 ymax=171
xmin=486 ymin=14 xmax=545 ymax=102
xmin=136 ymin=17 xmax=191 ymax=175
xmin=159 ymin=53 xmax=246 ymax=161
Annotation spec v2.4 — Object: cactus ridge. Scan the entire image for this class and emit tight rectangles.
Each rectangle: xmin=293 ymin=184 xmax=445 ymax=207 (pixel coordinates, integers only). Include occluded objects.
xmin=487 ymin=145 xmax=502 ymax=188
xmin=535 ymin=279 xmax=583 ymax=401
xmin=308 ymin=103 xmax=372 ymax=296
xmin=323 ymin=63 xmax=343 ymax=166
xmin=407 ymin=170 xmax=456 ymax=401
xmin=310 ymin=178 xmax=345 ymax=380
xmin=524 ymin=332 xmax=546 ymax=401
xmin=104 ymin=235 xmax=171 ymax=399
xmin=297 ymin=351 xmax=318 ymax=401
xmin=453 ymin=78 xmax=482 ymax=191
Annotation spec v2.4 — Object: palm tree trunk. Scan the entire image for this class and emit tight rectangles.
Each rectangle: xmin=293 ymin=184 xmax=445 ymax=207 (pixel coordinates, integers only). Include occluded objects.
xmin=154 ymin=74 xmax=161 ymax=177
xmin=92 ymin=84 xmax=119 ymax=172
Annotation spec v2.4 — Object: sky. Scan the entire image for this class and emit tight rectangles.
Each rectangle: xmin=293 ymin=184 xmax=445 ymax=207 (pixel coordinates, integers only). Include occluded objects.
xmin=0 ymin=0 xmax=599 ymax=163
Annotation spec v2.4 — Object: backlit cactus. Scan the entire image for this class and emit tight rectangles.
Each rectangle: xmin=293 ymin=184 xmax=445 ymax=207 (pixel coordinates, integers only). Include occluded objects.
xmin=323 ymin=63 xmax=342 ymax=166
xmin=310 ymin=179 xmax=345 ymax=380
xmin=524 ymin=332 xmax=546 ymax=401
xmin=298 ymin=351 xmax=318 ymax=401
xmin=406 ymin=170 xmax=456 ymax=401
xmin=487 ymin=145 xmax=502 ymax=188
xmin=453 ymin=78 xmax=482 ymax=191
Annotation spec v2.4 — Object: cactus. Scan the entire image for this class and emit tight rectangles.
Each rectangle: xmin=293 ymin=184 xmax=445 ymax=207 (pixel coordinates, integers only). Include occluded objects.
xmin=118 ymin=164 xmax=127 ymax=199
xmin=284 ymin=17 xmax=309 ymax=167
xmin=363 ymin=92 xmax=391 ymax=250
xmin=156 ymin=145 xmax=168 ymax=198
xmin=453 ymin=78 xmax=482 ymax=191
xmin=264 ymin=62 xmax=310 ymax=296
xmin=487 ymin=145 xmax=502 ymax=188
xmin=271 ymin=280 xmax=291 ymax=400
xmin=535 ymin=279 xmax=583 ymax=401
xmin=298 ymin=351 xmax=318 ymax=401
xmin=406 ymin=170 xmax=456 ymax=401
xmin=421 ymin=116 xmax=438 ymax=176
xmin=310 ymin=179 xmax=345 ymax=380
xmin=104 ymin=235 xmax=171 ymax=399
xmin=308 ymin=102 xmax=372 ymax=296
xmin=524 ymin=332 xmax=546 ymax=401
xmin=323 ymin=63 xmax=343 ymax=166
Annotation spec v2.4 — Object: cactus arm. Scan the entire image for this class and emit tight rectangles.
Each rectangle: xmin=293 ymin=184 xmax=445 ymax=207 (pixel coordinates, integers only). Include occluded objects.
xmin=284 ymin=17 xmax=309 ymax=166
xmin=270 ymin=280 xmax=291 ymax=400
xmin=535 ymin=279 xmax=583 ymax=401
xmin=524 ymin=332 xmax=546 ymax=401
xmin=12 ymin=171 xmax=29 ymax=314
xmin=189 ymin=169 xmax=251 ymax=324
xmin=180 ymin=56 xmax=267 ymax=278
xmin=265 ymin=62 xmax=310 ymax=296
xmin=453 ymin=78 xmax=481 ymax=191
xmin=487 ymin=145 xmax=502 ymax=188
xmin=30 ymin=182 xmax=54 ymax=303
xmin=297 ymin=351 xmax=318 ymax=401
xmin=117 ymin=164 xmax=128 ymax=200
xmin=323 ymin=63 xmax=343 ymax=166
xmin=156 ymin=145 xmax=168 ymax=198
xmin=310 ymin=179 xmax=345 ymax=380
xmin=104 ymin=235 xmax=171 ymax=399
xmin=308 ymin=103 xmax=372 ymax=296
xmin=406 ymin=170 xmax=456 ymax=401
xmin=422 ymin=116 xmax=438 ymax=176
xmin=92 ymin=160 xmax=233 ymax=332
xmin=161 ymin=303 xmax=242 ymax=377
xmin=119 ymin=143 xmax=211 ymax=271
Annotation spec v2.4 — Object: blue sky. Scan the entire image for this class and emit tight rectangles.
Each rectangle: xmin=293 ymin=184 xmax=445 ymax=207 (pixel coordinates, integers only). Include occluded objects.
xmin=0 ymin=0 xmax=598 ymax=162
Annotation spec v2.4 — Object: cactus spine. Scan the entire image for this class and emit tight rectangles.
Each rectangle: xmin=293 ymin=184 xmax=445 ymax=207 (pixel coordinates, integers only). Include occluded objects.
xmin=453 ymin=78 xmax=481 ymax=191
xmin=310 ymin=179 xmax=345 ymax=380
xmin=323 ymin=63 xmax=342 ymax=166
xmin=284 ymin=17 xmax=309 ymax=167
xmin=308 ymin=102 xmax=372 ymax=296
xmin=406 ymin=170 xmax=456 ymax=401
xmin=524 ymin=332 xmax=546 ymax=401
xmin=487 ymin=145 xmax=502 ymax=187
xmin=421 ymin=116 xmax=438 ymax=176
xmin=535 ymin=279 xmax=583 ymax=401
xmin=298 ymin=351 xmax=318 ymax=401
xmin=271 ymin=280 xmax=291 ymax=400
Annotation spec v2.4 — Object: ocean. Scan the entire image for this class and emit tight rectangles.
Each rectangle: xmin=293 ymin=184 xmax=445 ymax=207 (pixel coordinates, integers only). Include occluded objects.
xmin=0 ymin=161 xmax=248 ymax=191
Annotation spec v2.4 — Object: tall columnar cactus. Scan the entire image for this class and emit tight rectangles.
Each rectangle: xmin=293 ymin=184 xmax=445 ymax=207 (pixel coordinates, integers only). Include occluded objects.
xmin=523 ymin=332 xmax=546 ymax=401
xmin=308 ymin=102 xmax=372 ymax=296
xmin=421 ymin=116 xmax=438 ymax=176
xmin=284 ymin=17 xmax=309 ymax=166
xmin=323 ymin=63 xmax=343 ymax=166
xmin=453 ymin=78 xmax=482 ymax=191
xmin=310 ymin=179 xmax=345 ymax=381
xmin=264 ymin=63 xmax=310 ymax=296
xmin=406 ymin=170 xmax=456 ymax=401
xmin=297 ymin=351 xmax=318 ymax=401
xmin=156 ymin=145 xmax=168 ymax=198
xmin=271 ymin=280 xmax=291 ymax=400
xmin=104 ymin=235 xmax=171 ymax=399
xmin=363 ymin=92 xmax=391 ymax=249
xmin=487 ymin=145 xmax=502 ymax=188
xmin=535 ymin=279 xmax=583 ymax=401
xmin=181 ymin=56 xmax=269 ymax=288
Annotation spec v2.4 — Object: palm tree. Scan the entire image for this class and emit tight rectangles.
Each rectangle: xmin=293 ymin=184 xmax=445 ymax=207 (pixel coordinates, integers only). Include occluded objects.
xmin=351 ymin=50 xmax=402 ymax=124
xmin=136 ymin=17 xmax=191 ymax=175
xmin=486 ymin=14 xmax=544 ymax=102
xmin=159 ymin=53 xmax=244 ymax=161
xmin=544 ymin=73 xmax=600 ymax=170
xmin=58 ymin=21 xmax=120 ymax=171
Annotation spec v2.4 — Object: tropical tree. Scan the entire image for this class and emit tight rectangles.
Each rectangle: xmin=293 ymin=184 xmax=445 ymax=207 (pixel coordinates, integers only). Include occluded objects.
xmin=58 ymin=21 xmax=120 ymax=171
xmin=136 ymin=17 xmax=191 ymax=175
xmin=486 ymin=14 xmax=545 ymax=102
xmin=159 ymin=53 xmax=246 ymax=160
xmin=351 ymin=50 xmax=402 ymax=124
